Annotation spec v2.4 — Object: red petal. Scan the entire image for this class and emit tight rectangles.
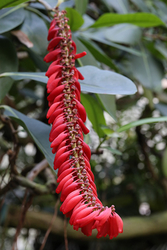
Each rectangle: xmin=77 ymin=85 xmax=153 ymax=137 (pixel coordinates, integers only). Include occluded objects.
xmin=47 ymin=37 xmax=63 ymax=51
xmin=76 ymin=210 xmax=99 ymax=228
xmin=78 ymin=118 xmax=89 ymax=134
xmin=57 ymin=168 xmax=75 ymax=183
xmin=57 ymin=159 xmax=74 ymax=176
xmin=74 ymin=51 xmax=87 ymax=60
xmin=47 ymin=27 xmax=59 ymax=40
xmin=52 ymin=145 xmax=68 ymax=165
xmin=60 ymin=181 xmax=78 ymax=202
xmin=81 ymin=220 xmax=94 ymax=236
xmin=49 ymin=123 xmax=67 ymax=142
xmin=82 ymin=140 xmax=91 ymax=161
xmin=95 ymin=207 xmax=111 ymax=228
xmin=61 ymin=193 xmax=82 ymax=214
xmin=46 ymin=101 xmax=62 ymax=119
xmin=96 ymin=220 xmax=109 ymax=238
xmin=52 ymin=118 xmax=64 ymax=131
xmin=73 ymin=206 xmax=94 ymax=227
xmin=44 ymin=48 xmax=61 ymax=63
xmin=51 ymin=131 xmax=68 ymax=148
xmin=54 ymin=150 xmax=71 ymax=170
xmin=56 ymin=173 xmax=73 ymax=193
xmin=75 ymin=99 xmax=87 ymax=122
xmin=48 ymin=107 xmax=64 ymax=124
xmin=109 ymin=214 xmax=119 ymax=239
xmin=69 ymin=203 xmax=88 ymax=225
xmin=53 ymin=93 xmax=65 ymax=103
xmin=46 ymin=66 xmax=62 ymax=79
xmin=115 ymin=213 xmax=123 ymax=233
xmin=47 ymin=84 xmax=65 ymax=101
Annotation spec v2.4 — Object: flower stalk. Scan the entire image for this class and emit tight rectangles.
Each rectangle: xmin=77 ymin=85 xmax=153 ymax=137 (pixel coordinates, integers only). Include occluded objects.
xmin=44 ymin=7 xmax=123 ymax=238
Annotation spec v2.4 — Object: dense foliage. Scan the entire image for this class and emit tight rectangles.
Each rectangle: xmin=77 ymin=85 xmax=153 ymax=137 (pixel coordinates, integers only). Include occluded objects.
xmin=0 ymin=0 xmax=167 ymax=249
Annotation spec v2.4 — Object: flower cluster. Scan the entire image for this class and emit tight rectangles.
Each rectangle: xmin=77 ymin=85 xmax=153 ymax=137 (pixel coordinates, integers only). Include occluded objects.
xmin=44 ymin=8 xmax=123 ymax=238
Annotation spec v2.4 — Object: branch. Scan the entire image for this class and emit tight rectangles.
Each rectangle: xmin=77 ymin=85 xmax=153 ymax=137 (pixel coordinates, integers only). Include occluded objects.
xmin=12 ymin=175 xmax=53 ymax=195
xmin=5 ymin=206 xmax=167 ymax=240
xmin=27 ymin=159 xmax=48 ymax=181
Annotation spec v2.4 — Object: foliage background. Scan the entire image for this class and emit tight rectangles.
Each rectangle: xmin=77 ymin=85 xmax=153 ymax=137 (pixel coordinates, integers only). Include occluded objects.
xmin=1 ymin=0 xmax=167 ymax=249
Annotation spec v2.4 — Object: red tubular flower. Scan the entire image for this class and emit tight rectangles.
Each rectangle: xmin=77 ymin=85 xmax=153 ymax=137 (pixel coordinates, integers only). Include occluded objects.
xmin=44 ymin=7 xmax=123 ymax=238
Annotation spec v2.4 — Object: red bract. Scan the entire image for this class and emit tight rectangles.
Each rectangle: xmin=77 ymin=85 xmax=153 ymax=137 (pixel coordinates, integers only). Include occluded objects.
xmin=44 ymin=7 xmax=123 ymax=239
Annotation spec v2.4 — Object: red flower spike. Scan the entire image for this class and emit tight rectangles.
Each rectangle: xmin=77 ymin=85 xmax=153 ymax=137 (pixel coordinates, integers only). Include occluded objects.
xmin=44 ymin=7 xmax=123 ymax=239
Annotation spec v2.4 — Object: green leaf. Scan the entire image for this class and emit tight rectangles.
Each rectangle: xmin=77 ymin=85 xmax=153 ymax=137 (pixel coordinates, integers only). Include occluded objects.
xmin=0 ymin=0 xmax=28 ymax=9
xmin=143 ymin=87 xmax=154 ymax=109
xmin=81 ymin=94 xmax=106 ymax=138
xmin=117 ymin=117 xmax=167 ymax=132
xmin=130 ymin=0 xmax=150 ymax=12
xmin=0 ymin=66 xmax=137 ymax=95
xmin=0 ymin=36 xmax=18 ymax=102
xmin=78 ymin=66 xmax=137 ymax=95
xmin=155 ymin=42 xmax=167 ymax=59
xmin=0 ymin=7 xmax=25 ymax=34
xmin=104 ymin=0 xmax=129 ymax=13
xmin=79 ymin=29 xmax=143 ymax=56
xmin=162 ymin=148 xmax=167 ymax=178
xmin=0 ymin=72 xmax=47 ymax=83
xmin=78 ymin=37 xmax=118 ymax=71
xmin=0 ymin=105 xmax=54 ymax=168
xmin=72 ymin=36 xmax=98 ymax=67
xmin=126 ymin=48 xmax=164 ymax=92
xmin=155 ymin=103 xmax=167 ymax=116
xmin=21 ymin=10 xmax=48 ymax=56
xmin=75 ymin=0 xmax=88 ymax=15
xmin=101 ymin=146 xmax=122 ymax=155
xmin=97 ymin=94 xmax=117 ymax=121
xmin=105 ymin=24 xmax=142 ymax=45
xmin=66 ymin=7 xmax=84 ymax=31
xmin=89 ymin=13 xmax=165 ymax=28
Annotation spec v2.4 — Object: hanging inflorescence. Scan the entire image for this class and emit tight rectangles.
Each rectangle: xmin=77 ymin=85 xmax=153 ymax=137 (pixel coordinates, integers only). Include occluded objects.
xmin=44 ymin=7 xmax=123 ymax=238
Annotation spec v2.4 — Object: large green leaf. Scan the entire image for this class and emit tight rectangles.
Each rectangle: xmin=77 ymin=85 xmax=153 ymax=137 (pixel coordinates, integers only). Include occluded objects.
xmin=162 ymin=148 xmax=167 ymax=178
xmin=78 ymin=66 xmax=137 ymax=95
xmin=0 ymin=36 xmax=18 ymax=102
xmin=104 ymin=0 xmax=129 ymax=13
xmin=117 ymin=117 xmax=167 ymax=132
xmin=0 ymin=105 xmax=54 ymax=168
xmin=0 ymin=7 xmax=25 ymax=34
xmin=72 ymin=36 xmax=98 ymax=67
xmin=81 ymin=94 xmax=106 ymax=138
xmin=21 ymin=10 xmax=48 ymax=56
xmin=78 ymin=37 xmax=118 ymax=71
xmin=126 ymin=48 xmax=164 ymax=92
xmin=0 ymin=66 xmax=137 ymax=95
xmin=105 ymin=24 xmax=142 ymax=45
xmin=66 ymin=7 xmax=84 ymax=31
xmin=79 ymin=29 xmax=143 ymax=56
xmin=90 ymin=13 xmax=165 ymax=28
xmin=0 ymin=0 xmax=28 ymax=9
xmin=97 ymin=94 xmax=117 ymax=121
xmin=130 ymin=0 xmax=149 ymax=12
xmin=75 ymin=0 xmax=88 ymax=15
xmin=155 ymin=103 xmax=167 ymax=116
